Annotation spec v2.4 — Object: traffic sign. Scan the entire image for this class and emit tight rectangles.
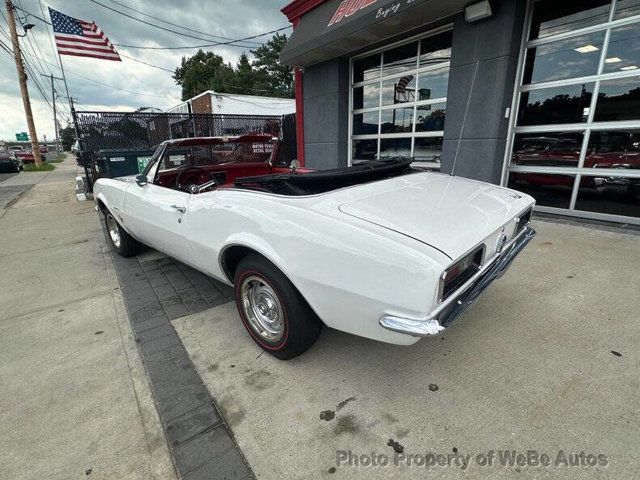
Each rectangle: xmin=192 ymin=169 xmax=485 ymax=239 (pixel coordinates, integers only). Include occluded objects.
xmin=15 ymin=132 xmax=29 ymax=141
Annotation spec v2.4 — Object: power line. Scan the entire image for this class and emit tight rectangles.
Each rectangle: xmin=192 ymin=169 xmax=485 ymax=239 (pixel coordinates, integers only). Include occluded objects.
xmin=0 ymin=16 xmax=53 ymax=108
xmin=87 ymin=0 xmax=266 ymax=46
xmin=13 ymin=2 xmax=290 ymax=51
xmin=36 ymin=56 xmax=179 ymax=100
xmin=103 ymin=0 xmax=262 ymax=45
xmin=118 ymin=52 xmax=175 ymax=73
xmin=114 ymin=26 xmax=292 ymax=50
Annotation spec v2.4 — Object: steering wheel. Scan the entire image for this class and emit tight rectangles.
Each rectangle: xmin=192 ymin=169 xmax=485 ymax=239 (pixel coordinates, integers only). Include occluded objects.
xmin=175 ymin=166 xmax=212 ymax=192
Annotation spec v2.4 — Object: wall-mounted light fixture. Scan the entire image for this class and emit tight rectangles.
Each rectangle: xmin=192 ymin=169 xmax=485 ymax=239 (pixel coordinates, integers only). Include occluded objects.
xmin=465 ymin=1 xmax=492 ymax=23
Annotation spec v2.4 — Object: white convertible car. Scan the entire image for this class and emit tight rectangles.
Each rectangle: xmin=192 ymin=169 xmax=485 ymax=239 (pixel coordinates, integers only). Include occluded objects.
xmin=94 ymin=134 xmax=535 ymax=359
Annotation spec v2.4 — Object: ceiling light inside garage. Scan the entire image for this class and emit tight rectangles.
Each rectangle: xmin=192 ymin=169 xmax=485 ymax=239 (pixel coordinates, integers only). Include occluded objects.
xmin=605 ymin=57 xmax=622 ymax=63
xmin=574 ymin=45 xmax=599 ymax=53
xmin=621 ymin=65 xmax=638 ymax=70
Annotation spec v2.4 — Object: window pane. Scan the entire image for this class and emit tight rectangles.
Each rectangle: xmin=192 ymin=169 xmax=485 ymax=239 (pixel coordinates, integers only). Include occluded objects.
xmin=594 ymin=77 xmax=640 ymax=121
xmin=354 ymin=54 xmax=380 ymax=83
xmin=380 ymin=138 xmax=412 ymax=158
xmin=415 ymin=103 xmax=446 ymax=132
xmin=414 ymin=137 xmax=443 ymax=163
xmin=353 ymin=111 xmax=379 ymax=135
xmin=353 ymin=82 xmax=380 ymax=110
xmin=507 ymin=173 xmax=575 ymax=208
xmin=381 ymin=107 xmax=414 ymax=133
xmin=416 ymin=66 xmax=449 ymax=101
xmin=603 ymin=25 xmax=640 ymax=73
xmin=585 ymin=130 xmax=640 ymax=169
xmin=419 ymin=31 xmax=452 ymax=68
xmin=523 ymin=32 xmax=605 ymax=84
xmin=614 ymin=0 xmax=640 ymax=19
xmin=511 ymin=132 xmax=584 ymax=167
xmin=517 ymin=83 xmax=594 ymax=126
xmin=381 ymin=75 xmax=416 ymax=106
xmin=575 ymin=176 xmax=640 ymax=217
xmin=352 ymin=139 xmax=378 ymax=160
xmin=383 ymin=42 xmax=418 ymax=77
xmin=529 ymin=0 xmax=611 ymax=40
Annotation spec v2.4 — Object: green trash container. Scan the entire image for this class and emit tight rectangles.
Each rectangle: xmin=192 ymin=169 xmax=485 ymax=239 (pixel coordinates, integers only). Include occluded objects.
xmin=96 ymin=149 xmax=155 ymax=178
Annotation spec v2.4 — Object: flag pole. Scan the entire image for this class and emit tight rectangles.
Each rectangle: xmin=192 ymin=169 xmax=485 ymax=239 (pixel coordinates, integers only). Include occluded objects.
xmin=57 ymin=51 xmax=90 ymax=191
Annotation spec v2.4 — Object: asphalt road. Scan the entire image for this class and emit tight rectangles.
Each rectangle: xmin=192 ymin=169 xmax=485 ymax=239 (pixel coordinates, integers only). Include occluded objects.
xmin=0 ymin=172 xmax=18 ymax=183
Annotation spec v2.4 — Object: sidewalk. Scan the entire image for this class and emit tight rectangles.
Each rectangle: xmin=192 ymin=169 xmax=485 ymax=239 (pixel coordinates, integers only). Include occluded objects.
xmin=0 ymin=155 xmax=176 ymax=479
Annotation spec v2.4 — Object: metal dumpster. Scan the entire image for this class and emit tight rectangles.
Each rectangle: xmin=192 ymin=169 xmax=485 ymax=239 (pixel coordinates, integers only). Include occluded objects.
xmin=96 ymin=149 xmax=155 ymax=178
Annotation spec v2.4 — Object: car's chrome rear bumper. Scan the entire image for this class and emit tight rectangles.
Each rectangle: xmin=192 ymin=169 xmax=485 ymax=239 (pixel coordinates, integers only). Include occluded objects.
xmin=379 ymin=226 xmax=536 ymax=337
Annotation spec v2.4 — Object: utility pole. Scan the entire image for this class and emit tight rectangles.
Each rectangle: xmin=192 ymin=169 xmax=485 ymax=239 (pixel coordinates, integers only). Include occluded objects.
xmin=5 ymin=0 xmax=43 ymax=167
xmin=42 ymin=73 xmax=63 ymax=152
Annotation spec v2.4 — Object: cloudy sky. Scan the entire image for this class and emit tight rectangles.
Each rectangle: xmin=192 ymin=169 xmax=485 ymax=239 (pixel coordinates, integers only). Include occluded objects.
xmin=0 ymin=0 xmax=290 ymax=141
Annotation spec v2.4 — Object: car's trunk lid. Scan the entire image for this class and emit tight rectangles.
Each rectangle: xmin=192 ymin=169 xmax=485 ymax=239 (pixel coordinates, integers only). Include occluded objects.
xmin=338 ymin=173 xmax=531 ymax=260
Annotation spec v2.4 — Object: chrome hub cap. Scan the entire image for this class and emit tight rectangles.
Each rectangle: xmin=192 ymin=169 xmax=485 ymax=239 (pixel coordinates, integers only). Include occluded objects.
xmin=240 ymin=276 xmax=284 ymax=342
xmin=106 ymin=213 xmax=121 ymax=248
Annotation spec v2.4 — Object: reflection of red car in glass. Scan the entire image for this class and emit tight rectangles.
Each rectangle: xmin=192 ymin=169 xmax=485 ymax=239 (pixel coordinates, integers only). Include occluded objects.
xmin=511 ymin=134 xmax=640 ymax=190
xmin=511 ymin=137 xmax=581 ymax=168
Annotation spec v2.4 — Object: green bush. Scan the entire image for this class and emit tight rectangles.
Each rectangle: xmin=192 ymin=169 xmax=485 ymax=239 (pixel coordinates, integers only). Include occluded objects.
xmin=23 ymin=163 xmax=55 ymax=172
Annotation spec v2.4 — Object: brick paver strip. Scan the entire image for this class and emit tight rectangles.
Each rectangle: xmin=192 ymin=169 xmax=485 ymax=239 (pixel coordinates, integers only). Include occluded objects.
xmin=106 ymin=231 xmax=253 ymax=480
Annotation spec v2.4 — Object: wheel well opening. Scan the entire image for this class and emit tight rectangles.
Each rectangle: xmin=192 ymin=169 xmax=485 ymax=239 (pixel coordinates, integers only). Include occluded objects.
xmin=96 ymin=198 xmax=107 ymax=213
xmin=221 ymin=245 xmax=264 ymax=284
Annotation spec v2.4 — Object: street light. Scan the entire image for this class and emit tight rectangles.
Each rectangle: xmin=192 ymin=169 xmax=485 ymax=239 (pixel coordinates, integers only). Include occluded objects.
xmin=17 ymin=23 xmax=34 ymax=37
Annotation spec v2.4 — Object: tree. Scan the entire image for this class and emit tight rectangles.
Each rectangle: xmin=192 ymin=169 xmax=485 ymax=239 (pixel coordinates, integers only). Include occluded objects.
xmin=173 ymin=50 xmax=236 ymax=100
xmin=235 ymin=53 xmax=257 ymax=95
xmin=171 ymin=34 xmax=294 ymax=100
xmin=251 ymin=33 xmax=294 ymax=98
xmin=60 ymin=125 xmax=75 ymax=151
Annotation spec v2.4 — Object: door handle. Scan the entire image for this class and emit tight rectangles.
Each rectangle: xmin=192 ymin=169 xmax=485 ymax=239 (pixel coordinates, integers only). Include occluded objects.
xmin=170 ymin=204 xmax=186 ymax=213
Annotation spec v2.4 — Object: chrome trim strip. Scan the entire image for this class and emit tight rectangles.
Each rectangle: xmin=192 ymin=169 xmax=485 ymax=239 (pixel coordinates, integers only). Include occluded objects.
xmin=380 ymin=226 xmax=536 ymax=337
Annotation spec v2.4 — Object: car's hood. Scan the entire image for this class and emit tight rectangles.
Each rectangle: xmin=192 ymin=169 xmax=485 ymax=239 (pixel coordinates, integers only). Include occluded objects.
xmin=337 ymin=172 xmax=534 ymax=260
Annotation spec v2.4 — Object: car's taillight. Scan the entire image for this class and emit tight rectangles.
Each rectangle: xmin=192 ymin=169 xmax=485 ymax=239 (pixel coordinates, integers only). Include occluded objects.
xmin=515 ymin=207 xmax=533 ymax=236
xmin=439 ymin=246 xmax=484 ymax=301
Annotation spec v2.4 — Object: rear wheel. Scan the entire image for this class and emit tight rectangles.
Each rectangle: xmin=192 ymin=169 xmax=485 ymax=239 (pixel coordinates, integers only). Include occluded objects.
xmin=104 ymin=210 xmax=143 ymax=257
xmin=234 ymin=254 xmax=322 ymax=360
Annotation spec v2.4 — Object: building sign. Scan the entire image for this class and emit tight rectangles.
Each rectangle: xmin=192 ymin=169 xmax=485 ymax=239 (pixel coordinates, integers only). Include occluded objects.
xmin=328 ymin=0 xmax=378 ymax=26
xmin=327 ymin=0 xmax=424 ymax=28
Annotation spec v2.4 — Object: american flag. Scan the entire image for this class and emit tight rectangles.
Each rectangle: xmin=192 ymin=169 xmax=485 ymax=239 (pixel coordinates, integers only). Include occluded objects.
xmin=49 ymin=7 xmax=120 ymax=61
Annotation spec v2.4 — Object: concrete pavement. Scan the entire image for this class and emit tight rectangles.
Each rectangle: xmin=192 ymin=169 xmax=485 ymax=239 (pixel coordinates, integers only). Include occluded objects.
xmin=0 ymin=155 xmax=176 ymax=479
xmin=173 ymin=219 xmax=640 ymax=479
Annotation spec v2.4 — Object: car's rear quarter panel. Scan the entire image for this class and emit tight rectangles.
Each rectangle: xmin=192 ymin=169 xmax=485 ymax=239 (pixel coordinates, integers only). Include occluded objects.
xmin=186 ymin=190 xmax=451 ymax=345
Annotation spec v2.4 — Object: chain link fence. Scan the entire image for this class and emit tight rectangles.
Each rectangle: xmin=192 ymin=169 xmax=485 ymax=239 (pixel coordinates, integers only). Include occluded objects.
xmin=74 ymin=111 xmax=286 ymax=190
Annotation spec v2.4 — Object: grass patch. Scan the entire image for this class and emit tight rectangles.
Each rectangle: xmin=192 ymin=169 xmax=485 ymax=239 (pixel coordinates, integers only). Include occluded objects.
xmin=23 ymin=162 xmax=55 ymax=172
xmin=47 ymin=154 xmax=66 ymax=163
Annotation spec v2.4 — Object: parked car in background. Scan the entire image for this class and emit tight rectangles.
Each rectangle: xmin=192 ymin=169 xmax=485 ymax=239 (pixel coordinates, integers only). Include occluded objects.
xmin=8 ymin=145 xmax=23 ymax=153
xmin=95 ymin=135 xmax=536 ymax=359
xmin=0 ymin=152 xmax=23 ymax=172
xmin=39 ymin=145 xmax=49 ymax=154
xmin=13 ymin=150 xmax=36 ymax=164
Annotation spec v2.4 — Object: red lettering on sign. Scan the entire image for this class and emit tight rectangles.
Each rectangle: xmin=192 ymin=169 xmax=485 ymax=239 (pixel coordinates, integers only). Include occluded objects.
xmin=344 ymin=0 xmax=363 ymax=17
xmin=327 ymin=0 xmax=378 ymax=26
xmin=328 ymin=0 xmax=349 ymax=26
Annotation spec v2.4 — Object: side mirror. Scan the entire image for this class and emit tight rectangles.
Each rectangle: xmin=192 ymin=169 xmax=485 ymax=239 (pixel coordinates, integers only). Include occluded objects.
xmin=289 ymin=159 xmax=300 ymax=174
xmin=135 ymin=173 xmax=148 ymax=186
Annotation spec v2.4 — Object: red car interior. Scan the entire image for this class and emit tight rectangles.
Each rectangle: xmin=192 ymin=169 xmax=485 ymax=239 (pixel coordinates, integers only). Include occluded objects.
xmin=152 ymin=135 xmax=315 ymax=190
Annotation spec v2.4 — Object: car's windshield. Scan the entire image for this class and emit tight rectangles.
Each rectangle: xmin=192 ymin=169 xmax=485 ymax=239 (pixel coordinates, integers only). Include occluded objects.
xmin=161 ymin=142 xmax=273 ymax=170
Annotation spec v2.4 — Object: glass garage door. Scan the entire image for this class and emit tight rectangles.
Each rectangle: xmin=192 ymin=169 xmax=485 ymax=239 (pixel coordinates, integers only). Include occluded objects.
xmin=349 ymin=28 xmax=452 ymax=169
xmin=504 ymin=0 xmax=640 ymax=224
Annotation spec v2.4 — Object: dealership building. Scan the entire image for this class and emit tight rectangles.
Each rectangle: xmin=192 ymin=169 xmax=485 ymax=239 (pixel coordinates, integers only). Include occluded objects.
xmin=280 ymin=0 xmax=640 ymax=224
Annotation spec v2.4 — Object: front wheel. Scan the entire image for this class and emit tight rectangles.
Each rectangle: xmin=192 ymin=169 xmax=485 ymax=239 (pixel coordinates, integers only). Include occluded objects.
xmin=104 ymin=210 xmax=143 ymax=257
xmin=234 ymin=255 xmax=322 ymax=360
